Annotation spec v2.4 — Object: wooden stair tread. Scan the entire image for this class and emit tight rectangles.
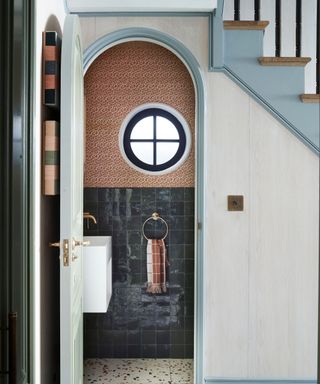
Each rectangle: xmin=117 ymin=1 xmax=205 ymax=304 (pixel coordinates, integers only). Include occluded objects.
xmin=300 ymin=94 xmax=320 ymax=103
xmin=224 ymin=21 xmax=269 ymax=30
xmin=259 ymin=57 xmax=311 ymax=67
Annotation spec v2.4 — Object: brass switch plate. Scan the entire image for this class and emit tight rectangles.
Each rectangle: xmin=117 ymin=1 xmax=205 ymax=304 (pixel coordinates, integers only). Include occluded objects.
xmin=228 ymin=195 xmax=244 ymax=211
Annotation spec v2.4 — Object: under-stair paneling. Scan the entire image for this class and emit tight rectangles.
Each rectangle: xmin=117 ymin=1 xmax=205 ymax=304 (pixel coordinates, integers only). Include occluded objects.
xmin=248 ymin=100 xmax=318 ymax=378
xmin=205 ymin=72 xmax=250 ymax=377
xmin=204 ymin=71 xmax=319 ymax=379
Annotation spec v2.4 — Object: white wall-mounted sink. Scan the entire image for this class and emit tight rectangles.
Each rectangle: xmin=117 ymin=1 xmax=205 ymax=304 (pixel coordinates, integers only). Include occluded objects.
xmin=83 ymin=236 xmax=112 ymax=313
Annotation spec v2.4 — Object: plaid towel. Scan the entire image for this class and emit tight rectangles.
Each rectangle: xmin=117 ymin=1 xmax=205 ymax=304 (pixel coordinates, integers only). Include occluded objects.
xmin=146 ymin=239 xmax=167 ymax=294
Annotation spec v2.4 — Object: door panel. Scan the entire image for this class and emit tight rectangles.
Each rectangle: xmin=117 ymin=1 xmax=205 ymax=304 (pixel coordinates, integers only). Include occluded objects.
xmin=60 ymin=15 xmax=84 ymax=384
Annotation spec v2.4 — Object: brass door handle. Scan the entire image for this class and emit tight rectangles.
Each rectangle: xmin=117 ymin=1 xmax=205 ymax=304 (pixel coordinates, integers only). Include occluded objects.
xmin=72 ymin=239 xmax=89 ymax=262
xmin=49 ymin=242 xmax=60 ymax=248
xmin=73 ymin=239 xmax=90 ymax=247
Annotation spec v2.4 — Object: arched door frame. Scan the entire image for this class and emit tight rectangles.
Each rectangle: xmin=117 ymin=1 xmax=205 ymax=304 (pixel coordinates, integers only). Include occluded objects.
xmin=83 ymin=28 xmax=206 ymax=384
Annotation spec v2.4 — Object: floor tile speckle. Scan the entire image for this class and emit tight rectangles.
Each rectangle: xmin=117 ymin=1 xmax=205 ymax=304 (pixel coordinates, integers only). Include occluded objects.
xmin=84 ymin=358 xmax=193 ymax=384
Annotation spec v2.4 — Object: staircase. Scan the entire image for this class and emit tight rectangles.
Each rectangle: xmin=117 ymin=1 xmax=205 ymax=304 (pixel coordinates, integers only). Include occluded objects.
xmin=211 ymin=0 xmax=320 ymax=154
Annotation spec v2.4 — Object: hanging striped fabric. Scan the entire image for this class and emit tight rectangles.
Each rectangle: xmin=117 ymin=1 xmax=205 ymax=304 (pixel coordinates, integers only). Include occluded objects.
xmin=42 ymin=31 xmax=61 ymax=107
xmin=43 ymin=121 xmax=60 ymax=195
xmin=146 ymin=239 xmax=168 ymax=294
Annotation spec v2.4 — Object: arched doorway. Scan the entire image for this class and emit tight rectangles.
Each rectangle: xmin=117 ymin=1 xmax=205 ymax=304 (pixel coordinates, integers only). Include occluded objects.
xmin=83 ymin=29 xmax=205 ymax=384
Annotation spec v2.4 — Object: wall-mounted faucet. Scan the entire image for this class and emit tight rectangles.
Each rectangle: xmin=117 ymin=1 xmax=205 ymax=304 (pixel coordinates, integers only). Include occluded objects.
xmin=83 ymin=212 xmax=97 ymax=228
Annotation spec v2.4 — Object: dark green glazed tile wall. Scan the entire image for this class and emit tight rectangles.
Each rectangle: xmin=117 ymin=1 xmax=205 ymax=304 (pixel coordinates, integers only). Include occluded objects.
xmin=83 ymin=187 xmax=195 ymax=359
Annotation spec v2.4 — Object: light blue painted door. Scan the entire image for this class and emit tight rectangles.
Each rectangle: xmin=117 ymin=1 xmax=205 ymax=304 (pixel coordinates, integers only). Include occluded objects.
xmin=60 ymin=15 xmax=84 ymax=384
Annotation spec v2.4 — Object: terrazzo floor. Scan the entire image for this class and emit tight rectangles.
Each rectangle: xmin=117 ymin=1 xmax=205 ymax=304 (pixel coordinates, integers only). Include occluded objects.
xmin=84 ymin=358 xmax=193 ymax=384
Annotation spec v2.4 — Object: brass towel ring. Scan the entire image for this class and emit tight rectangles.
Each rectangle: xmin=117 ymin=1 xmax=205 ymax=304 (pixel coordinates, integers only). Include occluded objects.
xmin=142 ymin=212 xmax=169 ymax=240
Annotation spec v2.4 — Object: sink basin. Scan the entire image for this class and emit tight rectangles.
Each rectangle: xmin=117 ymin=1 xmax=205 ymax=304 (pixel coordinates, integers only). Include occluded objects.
xmin=83 ymin=236 xmax=112 ymax=313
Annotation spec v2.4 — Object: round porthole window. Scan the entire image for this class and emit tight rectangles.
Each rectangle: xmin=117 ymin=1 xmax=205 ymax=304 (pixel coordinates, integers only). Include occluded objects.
xmin=119 ymin=104 xmax=191 ymax=175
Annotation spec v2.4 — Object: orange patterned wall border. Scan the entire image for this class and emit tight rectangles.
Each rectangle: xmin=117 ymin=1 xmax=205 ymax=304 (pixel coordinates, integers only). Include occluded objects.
xmin=84 ymin=41 xmax=195 ymax=188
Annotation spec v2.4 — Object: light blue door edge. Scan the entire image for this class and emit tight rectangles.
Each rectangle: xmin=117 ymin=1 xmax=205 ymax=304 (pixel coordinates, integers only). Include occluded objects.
xmin=83 ymin=27 xmax=207 ymax=384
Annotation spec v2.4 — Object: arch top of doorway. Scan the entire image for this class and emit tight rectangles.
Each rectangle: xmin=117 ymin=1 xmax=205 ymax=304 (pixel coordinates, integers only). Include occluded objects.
xmin=83 ymin=27 xmax=204 ymax=92
xmin=83 ymin=26 xmax=206 ymax=384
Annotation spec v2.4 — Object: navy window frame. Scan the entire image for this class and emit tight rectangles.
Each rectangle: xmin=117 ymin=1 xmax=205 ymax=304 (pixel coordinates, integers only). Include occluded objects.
xmin=123 ymin=107 xmax=187 ymax=172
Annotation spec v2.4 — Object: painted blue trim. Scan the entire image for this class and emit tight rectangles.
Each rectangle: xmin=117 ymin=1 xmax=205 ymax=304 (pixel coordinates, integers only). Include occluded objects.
xmin=208 ymin=12 xmax=215 ymax=70
xmin=76 ymin=11 xmax=211 ymax=17
xmin=83 ymin=27 xmax=206 ymax=384
xmin=209 ymin=0 xmax=224 ymax=70
xmin=224 ymin=29 xmax=319 ymax=153
xmin=210 ymin=0 xmax=319 ymax=155
xmin=214 ymin=65 xmax=319 ymax=155
xmin=205 ymin=380 xmax=317 ymax=384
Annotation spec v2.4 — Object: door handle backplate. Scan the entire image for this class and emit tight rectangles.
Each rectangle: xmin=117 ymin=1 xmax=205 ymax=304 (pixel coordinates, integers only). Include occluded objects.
xmin=49 ymin=239 xmax=69 ymax=266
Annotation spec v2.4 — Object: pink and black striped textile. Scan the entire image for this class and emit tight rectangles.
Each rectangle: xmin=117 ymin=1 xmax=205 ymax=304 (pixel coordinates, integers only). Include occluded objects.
xmin=146 ymin=239 xmax=167 ymax=294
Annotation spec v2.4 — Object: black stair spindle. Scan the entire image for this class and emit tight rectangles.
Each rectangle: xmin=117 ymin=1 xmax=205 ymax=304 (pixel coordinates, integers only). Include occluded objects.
xmin=296 ymin=0 xmax=302 ymax=57
xmin=317 ymin=0 xmax=320 ymax=93
xmin=275 ymin=0 xmax=281 ymax=57
xmin=254 ymin=0 xmax=261 ymax=21
xmin=234 ymin=0 xmax=240 ymax=21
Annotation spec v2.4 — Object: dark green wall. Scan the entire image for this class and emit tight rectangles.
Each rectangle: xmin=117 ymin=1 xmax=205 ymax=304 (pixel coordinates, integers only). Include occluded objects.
xmin=0 ymin=0 xmax=33 ymax=382
xmin=84 ymin=187 xmax=195 ymax=359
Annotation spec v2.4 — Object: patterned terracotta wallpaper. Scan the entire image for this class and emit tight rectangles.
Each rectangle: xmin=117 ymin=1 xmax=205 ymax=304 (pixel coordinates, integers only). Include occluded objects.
xmin=84 ymin=41 xmax=195 ymax=187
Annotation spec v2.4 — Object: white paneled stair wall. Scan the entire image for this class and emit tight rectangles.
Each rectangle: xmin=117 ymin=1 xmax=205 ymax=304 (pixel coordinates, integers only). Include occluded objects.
xmin=223 ymin=0 xmax=318 ymax=94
